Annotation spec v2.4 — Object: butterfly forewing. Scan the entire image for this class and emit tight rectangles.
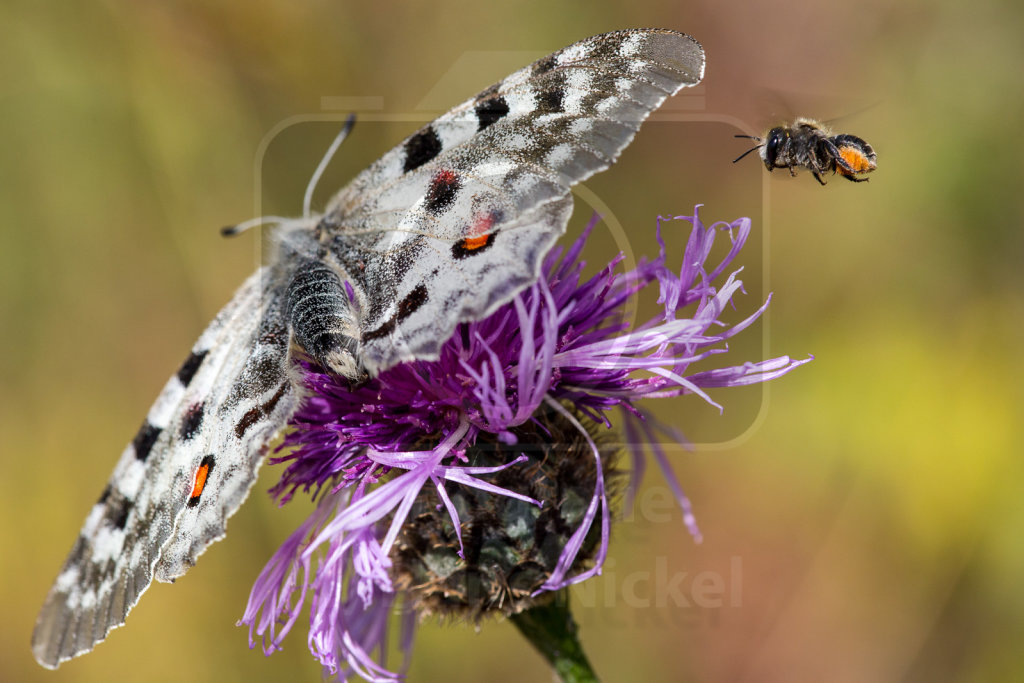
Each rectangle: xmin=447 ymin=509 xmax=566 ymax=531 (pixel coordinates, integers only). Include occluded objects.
xmin=323 ymin=29 xmax=704 ymax=374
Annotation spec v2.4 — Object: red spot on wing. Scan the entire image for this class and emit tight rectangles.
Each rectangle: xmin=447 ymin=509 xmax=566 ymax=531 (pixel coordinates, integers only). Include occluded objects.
xmin=469 ymin=211 xmax=496 ymax=237
xmin=424 ymin=169 xmax=461 ymax=214
xmin=434 ymin=169 xmax=457 ymax=185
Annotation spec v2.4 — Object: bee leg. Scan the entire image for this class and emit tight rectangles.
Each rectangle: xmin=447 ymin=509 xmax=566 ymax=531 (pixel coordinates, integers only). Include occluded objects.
xmin=822 ymin=138 xmax=857 ymax=175
xmin=808 ymin=157 xmax=827 ymax=185
xmin=840 ymin=173 xmax=870 ymax=183
xmin=788 ymin=164 xmax=798 ymax=177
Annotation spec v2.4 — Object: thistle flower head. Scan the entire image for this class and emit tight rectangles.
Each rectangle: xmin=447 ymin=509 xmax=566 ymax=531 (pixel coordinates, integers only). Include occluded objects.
xmin=240 ymin=207 xmax=810 ymax=681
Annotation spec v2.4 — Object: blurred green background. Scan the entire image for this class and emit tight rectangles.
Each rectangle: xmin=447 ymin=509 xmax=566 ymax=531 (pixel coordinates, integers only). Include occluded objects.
xmin=2 ymin=1 xmax=1022 ymax=681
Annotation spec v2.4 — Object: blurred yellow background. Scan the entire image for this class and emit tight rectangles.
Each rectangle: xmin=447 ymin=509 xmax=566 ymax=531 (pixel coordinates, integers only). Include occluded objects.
xmin=2 ymin=1 xmax=1022 ymax=681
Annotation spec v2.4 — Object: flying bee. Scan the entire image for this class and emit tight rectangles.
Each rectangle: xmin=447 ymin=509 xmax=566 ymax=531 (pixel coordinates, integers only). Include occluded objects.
xmin=734 ymin=118 xmax=876 ymax=185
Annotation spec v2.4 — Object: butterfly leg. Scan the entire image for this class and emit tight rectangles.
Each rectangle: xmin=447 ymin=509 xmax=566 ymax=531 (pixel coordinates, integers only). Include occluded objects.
xmin=286 ymin=259 xmax=367 ymax=382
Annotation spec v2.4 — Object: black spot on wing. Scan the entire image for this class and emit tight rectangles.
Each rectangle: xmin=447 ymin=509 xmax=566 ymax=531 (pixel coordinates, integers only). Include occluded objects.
xmin=475 ymin=96 xmax=510 ymax=131
xmin=105 ymin=494 xmax=132 ymax=530
xmin=537 ymin=85 xmax=566 ymax=114
xmin=97 ymin=485 xmax=111 ymax=505
xmin=179 ymin=402 xmax=205 ymax=440
xmin=234 ymin=409 xmax=259 ymax=440
xmin=261 ymin=382 xmax=288 ymax=415
xmin=177 ymin=350 xmax=208 ymax=387
xmin=403 ymin=126 xmax=442 ymax=173
xmin=234 ymin=382 xmax=289 ymax=439
xmin=424 ymin=170 xmax=461 ymax=215
xmin=132 ymin=422 xmax=162 ymax=462
xmin=452 ymin=232 xmax=497 ymax=260
xmin=363 ymin=284 xmax=429 ymax=342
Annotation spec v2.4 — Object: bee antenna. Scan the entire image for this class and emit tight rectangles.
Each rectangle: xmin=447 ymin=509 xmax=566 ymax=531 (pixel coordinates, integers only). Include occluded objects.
xmin=734 ymin=134 xmax=762 ymax=141
xmin=733 ymin=144 xmax=764 ymax=164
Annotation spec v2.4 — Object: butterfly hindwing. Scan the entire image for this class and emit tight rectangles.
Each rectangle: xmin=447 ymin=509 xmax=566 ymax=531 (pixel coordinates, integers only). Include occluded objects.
xmin=32 ymin=267 xmax=298 ymax=669
xmin=322 ymin=29 xmax=705 ymax=374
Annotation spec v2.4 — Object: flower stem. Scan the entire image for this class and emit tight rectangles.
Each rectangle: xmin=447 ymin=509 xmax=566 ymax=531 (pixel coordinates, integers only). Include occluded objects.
xmin=510 ymin=591 xmax=599 ymax=683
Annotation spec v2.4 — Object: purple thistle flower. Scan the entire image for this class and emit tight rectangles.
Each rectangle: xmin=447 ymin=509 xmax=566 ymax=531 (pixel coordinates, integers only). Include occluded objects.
xmin=240 ymin=206 xmax=811 ymax=681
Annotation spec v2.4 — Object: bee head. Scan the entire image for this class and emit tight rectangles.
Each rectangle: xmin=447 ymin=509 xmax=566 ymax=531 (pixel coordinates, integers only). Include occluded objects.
xmin=762 ymin=127 xmax=789 ymax=169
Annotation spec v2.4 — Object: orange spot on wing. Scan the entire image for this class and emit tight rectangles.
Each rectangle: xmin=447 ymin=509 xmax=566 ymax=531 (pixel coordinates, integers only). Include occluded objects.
xmin=838 ymin=146 xmax=875 ymax=174
xmin=190 ymin=462 xmax=210 ymax=500
xmin=462 ymin=211 xmax=498 ymax=249
xmin=462 ymin=233 xmax=491 ymax=251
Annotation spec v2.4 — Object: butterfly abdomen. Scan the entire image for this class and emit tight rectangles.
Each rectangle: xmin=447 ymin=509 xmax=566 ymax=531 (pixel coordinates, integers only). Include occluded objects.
xmin=285 ymin=258 xmax=364 ymax=381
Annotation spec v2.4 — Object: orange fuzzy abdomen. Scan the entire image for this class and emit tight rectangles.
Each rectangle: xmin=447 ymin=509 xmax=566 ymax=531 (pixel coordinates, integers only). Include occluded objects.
xmin=838 ymin=146 xmax=875 ymax=174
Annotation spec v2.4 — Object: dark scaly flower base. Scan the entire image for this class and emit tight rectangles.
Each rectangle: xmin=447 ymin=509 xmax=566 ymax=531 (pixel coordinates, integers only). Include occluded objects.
xmin=392 ymin=405 xmax=621 ymax=620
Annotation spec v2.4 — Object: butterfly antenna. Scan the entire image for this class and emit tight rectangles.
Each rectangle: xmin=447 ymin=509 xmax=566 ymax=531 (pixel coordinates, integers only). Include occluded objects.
xmin=733 ymin=144 xmax=764 ymax=164
xmin=304 ymin=113 xmax=356 ymax=220
xmin=220 ymin=216 xmax=289 ymax=237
